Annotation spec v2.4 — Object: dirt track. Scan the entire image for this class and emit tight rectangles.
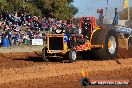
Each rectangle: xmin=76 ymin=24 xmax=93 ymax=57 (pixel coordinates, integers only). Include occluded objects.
xmin=0 ymin=46 xmax=131 ymax=88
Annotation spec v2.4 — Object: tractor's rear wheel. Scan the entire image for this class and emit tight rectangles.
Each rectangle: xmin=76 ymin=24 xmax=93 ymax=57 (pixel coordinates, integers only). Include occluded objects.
xmin=92 ymin=29 xmax=118 ymax=60
xmin=42 ymin=47 xmax=49 ymax=62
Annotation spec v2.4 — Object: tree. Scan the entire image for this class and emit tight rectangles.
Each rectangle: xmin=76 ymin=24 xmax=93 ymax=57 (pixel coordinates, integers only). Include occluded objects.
xmin=119 ymin=7 xmax=132 ymax=20
xmin=25 ymin=3 xmax=42 ymax=16
xmin=5 ymin=0 xmax=42 ymax=16
xmin=0 ymin=0 xmax=78 ymax=19
xmin=35 ymin=0 xmax=78 ymax=19
xmin=0 ymin=0 xmax=7 ymax=12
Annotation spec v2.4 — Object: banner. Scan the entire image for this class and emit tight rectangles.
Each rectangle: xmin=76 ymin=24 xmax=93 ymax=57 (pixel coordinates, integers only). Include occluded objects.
xmin=32 ymin=39 xmax=44 ymax=45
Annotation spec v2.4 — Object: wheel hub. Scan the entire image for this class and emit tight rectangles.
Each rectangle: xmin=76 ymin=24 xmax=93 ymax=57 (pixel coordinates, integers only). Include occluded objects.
xmin=108 ymin=36 xmax=116 ymax=54
xmin=108 ymin=39 xmax=112 ymax=48
xmin=72 ymin=51 xmax=76 ymax=60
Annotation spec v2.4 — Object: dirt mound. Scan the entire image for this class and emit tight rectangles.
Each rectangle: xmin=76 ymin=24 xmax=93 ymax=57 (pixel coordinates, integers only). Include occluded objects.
xmin=0 ymin=52 xmax=39 ymax=59
xmin=117 ymin=47 xmax=132 ymax=59
xmin=0 ymin=52 xmax=42 ymax=69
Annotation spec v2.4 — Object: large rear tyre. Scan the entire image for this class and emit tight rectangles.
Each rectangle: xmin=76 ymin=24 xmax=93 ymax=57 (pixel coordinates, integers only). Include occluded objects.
xmin=69 ymin=49 xmax=77 ymax=63
xmin=42 ymin=47 xmax=49 ymax=62
xmin=92 ymin=29 xmax=118 ymax=60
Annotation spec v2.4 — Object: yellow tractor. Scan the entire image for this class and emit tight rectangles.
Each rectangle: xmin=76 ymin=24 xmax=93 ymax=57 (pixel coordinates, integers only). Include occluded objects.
xmin=42 ymin=9 xmax=118 ymax=62
xmin=42 ymin=10 xmax=118 ymax=62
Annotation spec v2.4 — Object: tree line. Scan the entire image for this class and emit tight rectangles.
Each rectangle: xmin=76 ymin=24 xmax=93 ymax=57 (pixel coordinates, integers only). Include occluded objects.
xmin=0 ymin=0 xmax=78 ymax=19
xmin=119 ymin=7 xmax=132 ymax=20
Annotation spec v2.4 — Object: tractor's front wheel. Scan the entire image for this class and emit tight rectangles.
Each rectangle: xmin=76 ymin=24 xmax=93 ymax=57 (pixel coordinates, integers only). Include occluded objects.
xmin=69 ymin=49 xmax=77 ymax=63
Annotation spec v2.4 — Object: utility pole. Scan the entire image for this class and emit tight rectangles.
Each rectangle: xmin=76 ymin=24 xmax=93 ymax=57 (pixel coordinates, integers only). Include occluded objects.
xmin=128 ymin=0 xmax=130 ymax=20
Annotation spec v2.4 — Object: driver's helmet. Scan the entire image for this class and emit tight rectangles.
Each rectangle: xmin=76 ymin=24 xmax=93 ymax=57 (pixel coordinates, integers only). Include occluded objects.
xmin=84 ymin=18 xmax=90 ymax=23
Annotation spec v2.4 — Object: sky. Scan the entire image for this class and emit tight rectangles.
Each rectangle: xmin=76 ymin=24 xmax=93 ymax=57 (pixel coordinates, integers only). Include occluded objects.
xmin=73 ymin=0 xmax=132 ymax=19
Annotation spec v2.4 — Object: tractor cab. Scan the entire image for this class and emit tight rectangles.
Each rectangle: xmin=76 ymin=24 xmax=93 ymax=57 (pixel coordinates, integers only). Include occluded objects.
xmin=80 ymin=17 xmax=97 ymax=41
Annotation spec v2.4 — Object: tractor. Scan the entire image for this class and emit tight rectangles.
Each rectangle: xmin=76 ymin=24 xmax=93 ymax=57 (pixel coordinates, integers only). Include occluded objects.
xmin=41 ymin=9 xmax=119 ymax=62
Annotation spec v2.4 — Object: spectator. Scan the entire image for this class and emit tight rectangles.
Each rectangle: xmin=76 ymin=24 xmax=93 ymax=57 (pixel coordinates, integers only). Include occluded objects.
xmin=0 ymin=11 xmax=79 ymax=47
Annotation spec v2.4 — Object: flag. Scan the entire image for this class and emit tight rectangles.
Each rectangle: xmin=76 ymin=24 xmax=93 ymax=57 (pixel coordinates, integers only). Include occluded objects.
xmin=123 ymin=0 xmax=129 ymax=9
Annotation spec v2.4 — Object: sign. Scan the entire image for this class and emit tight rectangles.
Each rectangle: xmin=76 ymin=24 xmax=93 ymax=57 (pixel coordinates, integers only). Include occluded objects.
xmin=32 ymin=39 xmax=44 ymax=45
xmin=80 ymin=78 xmax=130 ymax=86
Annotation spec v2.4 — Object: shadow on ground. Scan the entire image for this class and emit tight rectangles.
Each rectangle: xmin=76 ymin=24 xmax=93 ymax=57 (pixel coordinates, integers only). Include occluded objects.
xmin=13 ymin=47 xmax=132 ymax=63
xmin=13 ymin=57 xmax=63 ymax=62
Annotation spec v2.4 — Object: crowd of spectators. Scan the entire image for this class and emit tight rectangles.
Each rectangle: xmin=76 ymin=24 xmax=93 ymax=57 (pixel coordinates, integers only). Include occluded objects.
xmin=0 ymin=11 xmax=79 ymax=47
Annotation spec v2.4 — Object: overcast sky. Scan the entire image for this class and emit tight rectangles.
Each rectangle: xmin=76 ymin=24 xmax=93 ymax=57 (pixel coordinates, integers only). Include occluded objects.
xmin=73 ymin=0 xmax=132 ymax=19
